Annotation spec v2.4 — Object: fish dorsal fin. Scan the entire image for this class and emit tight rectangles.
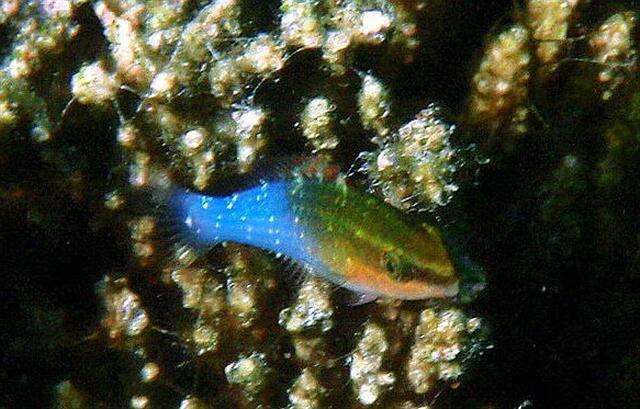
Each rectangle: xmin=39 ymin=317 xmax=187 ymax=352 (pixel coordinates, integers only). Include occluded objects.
xmin=291 ymin=155 xmax=340 ymax=181
xmin=205 ymin=154 xmax=341 ymax=195
xmin=204 ymin=158 xmax=290 ymax=196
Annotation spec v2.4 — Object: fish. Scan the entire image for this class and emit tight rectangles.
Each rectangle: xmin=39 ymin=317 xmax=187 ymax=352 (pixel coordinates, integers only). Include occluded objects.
xmin=162 ymin=172 xmax=460 ymax=301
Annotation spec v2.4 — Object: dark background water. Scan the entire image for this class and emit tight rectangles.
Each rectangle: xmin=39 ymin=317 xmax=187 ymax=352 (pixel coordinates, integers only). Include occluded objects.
xmin=2 ymin=1 xmax=640 ymax=407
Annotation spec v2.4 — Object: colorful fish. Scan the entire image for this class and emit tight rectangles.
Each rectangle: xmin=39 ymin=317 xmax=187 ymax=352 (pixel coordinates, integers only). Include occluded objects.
xmin=161 ymin=167 xmax=460 ymax=301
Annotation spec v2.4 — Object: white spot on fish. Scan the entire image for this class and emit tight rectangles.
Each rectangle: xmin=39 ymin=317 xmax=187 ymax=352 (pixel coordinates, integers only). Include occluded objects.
xmin=185 ymin=216 xmax=193 ymax=227
xmin=268 ymin=216 xmax=275 ymax=222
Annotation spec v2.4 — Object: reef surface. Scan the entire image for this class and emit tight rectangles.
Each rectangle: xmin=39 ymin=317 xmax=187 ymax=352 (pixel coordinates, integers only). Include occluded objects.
xmin=1 ymin=1 xmax=640 ymax=408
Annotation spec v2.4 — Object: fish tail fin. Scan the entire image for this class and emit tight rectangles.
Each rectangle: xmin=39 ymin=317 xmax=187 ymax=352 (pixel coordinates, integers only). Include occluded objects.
xmin=130 ymin=167 xmax=214 ymax=267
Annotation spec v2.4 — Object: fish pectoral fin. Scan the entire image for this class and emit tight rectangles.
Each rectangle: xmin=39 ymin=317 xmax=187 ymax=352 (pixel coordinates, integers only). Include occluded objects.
xmin=269 ymin=252 xmax=309 ymax=288
xmin=338 ymin=288 xmax=378 ymax=306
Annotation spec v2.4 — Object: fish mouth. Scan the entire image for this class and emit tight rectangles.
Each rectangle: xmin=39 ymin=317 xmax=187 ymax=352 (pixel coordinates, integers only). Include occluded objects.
xmin=440 ymin=280 xmax=460 ymax=298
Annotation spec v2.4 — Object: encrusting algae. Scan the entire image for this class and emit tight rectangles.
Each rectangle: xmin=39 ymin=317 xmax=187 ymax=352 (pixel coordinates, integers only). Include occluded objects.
xmin=2 ymin=1 xmax=640 ymax=408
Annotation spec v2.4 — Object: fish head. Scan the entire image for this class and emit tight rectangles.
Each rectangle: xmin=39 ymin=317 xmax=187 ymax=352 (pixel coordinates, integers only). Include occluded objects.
xmin=324 ymin=225 xmax=460 ymax=300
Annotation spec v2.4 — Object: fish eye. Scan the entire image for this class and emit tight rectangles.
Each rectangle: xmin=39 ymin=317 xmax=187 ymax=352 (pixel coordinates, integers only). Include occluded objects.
xmin=382 ymin=251 xmax=418 ymax=282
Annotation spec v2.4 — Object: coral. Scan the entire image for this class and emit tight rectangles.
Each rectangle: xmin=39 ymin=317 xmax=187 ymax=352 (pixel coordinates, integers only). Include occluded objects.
xmin=301 ymin=96 xmax=339 ymax=152
xmin=279 ymin=275 xmax=334 ymax=334
xmin=280 ymin=0 xmax=324 ymax=49
xmin=4 ymin=1 xmax=640 ymax=409
xmin=358 ymin=73 xmax=392 ymax=141
xmin=405 ymin=307 xmax=483 ymax=394
xmin=468 ymin=24 xmax=531 ymax=138
xmin=98 ymin=275 xmax=150 ymax=342
xmin=225 ymin=352 xmax=274 ymax=400
xmin=349 ymin=321 xmax=396 ymax=405
xmin=589 ymin=11 xmax=637 ymax=100
xmin=526 ymin=0 xmax=582 ymax=74
xmin=6 ymin=0 xmax=84 ymax=80
xmin=286 ymin=367 xmax=328 ymax=409
xmin=0 ymin=71 xmax=52 ymax=140
xmin=66 ymin=0 xmax=422 ymax=190
xmin=54 ymin=380 xmax=93 ymax=408
xmin=178 ymin=396 xmax=209 ymax=409
xmin=171 ymin=267 xmax=225 ymax=316
xmin=362 ymin=104 xmax=462 ymax=211
xmin=71 ymin=61 xmax=120 ymax=106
